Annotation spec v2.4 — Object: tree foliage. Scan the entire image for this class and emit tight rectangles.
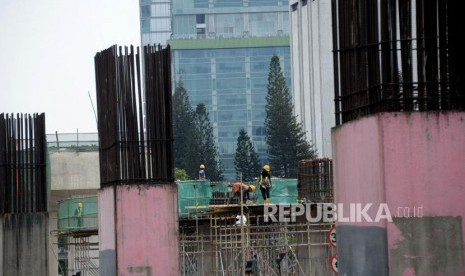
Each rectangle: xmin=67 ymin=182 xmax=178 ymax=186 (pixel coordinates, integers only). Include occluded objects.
xmin=174 ymin=168 xmax=189 ymax=181
xmin=265 ymin=55 xmax=316 ymax=178
xmin=195 ymin=103 xmax=224 ymax=181
xmin=172 ymin=80 xmax=201 ymax=178
xmin=234 ymin=129 xmax=261 ymax=182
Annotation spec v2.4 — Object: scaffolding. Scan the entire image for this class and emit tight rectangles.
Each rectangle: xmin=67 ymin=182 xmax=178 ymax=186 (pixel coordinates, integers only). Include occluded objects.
xmin=55 ymin=196 xmax=99 ymax=276
xmin=179 ymin=206 xmax=335 ymax=276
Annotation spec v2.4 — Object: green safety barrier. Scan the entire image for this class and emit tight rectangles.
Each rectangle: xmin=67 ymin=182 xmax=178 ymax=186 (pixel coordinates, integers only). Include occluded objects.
xmin=177 ymin=179 xmax=299 ymax=218
xmin=254 ymin=179 xmax=299 ymax=204
xmin=57 ymin=196 xmax=98 ymax=231
xmin=177 ymin=180 xmax=212 ymax=219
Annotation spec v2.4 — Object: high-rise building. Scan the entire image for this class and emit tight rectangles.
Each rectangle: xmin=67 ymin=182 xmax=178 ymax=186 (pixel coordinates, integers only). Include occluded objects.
xmin=289 ymin=0 xmax=334 ymax=158
xmin=140 ymin=0 xmax=172 ymax=46
xmin=142 ymin=0 xmax=292 ymax=180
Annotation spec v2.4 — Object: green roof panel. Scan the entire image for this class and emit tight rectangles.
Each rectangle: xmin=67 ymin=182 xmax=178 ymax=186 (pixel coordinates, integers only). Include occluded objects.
xmin=168 ymin=36 xmax=290 ymax=50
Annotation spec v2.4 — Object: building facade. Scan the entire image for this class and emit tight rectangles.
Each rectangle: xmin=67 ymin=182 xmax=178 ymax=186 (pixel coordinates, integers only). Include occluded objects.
xmin=165 ymin=0 xmax=292 ymax=180
xmin=140 ymin=0 xmax=172 ymax=46
xmin=290 ymin=0 xmax=334 ymax=158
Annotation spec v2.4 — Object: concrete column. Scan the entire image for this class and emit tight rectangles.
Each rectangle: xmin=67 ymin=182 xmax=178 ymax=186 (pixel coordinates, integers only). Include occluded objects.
xmin=1 ymin=213 xmax=49 ymax=275
xmin=332 ymin=112 xmax=465 ymax=275
xmin=48 ymin=210 xmax=59 ymax=276
xmin=99 ymin=184 xmax=179 ymax=275
xmin=332 ymin=114 xmax=389 ymax=276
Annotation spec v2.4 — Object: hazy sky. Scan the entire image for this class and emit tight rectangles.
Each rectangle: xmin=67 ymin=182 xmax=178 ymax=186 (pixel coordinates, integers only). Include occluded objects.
xmin=0 ymin=0 xmax=140 ymax=133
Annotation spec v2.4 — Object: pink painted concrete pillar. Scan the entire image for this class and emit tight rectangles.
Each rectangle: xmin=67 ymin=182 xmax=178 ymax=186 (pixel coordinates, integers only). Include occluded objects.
xmin=332 ymin=112 xmax=465 ymax=275
xmin=99 ymin=184 xmax=179 ymax=275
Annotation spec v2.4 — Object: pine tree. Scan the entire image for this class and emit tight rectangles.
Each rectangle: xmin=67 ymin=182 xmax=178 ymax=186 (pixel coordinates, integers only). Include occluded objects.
xmin=172 ymin=80 xmax=201 ymax=178
xmin=195 ymin=103 xmax=224 ymax=181
xmin=265 ymin=55 xmax=316 ymax=178
xmin=234 ymin=129 xmax=261 ymax=182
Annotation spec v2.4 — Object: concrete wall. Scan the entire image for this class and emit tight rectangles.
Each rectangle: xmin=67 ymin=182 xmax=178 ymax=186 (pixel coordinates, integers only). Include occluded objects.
xmin=290 ymin=0 xmax=335 ymax=158
xmin=49 ymin=150 xmax=100 ymax=276
xmin=99 ymin=184 xmax=180 ymax=275
xmin=332 ymin=112 xmax=465 ymax=275
xmin=50 ymin=151 xmax=100 ymax=190
xmin=1 ymin=213 xmax=49 ymax=275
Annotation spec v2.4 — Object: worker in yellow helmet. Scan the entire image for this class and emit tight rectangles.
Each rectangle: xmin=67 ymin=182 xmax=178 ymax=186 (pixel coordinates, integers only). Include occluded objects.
xmin=258 ymin=165 xmax=272 ymax=204
xmin=229 ymin=182 xmax=256 ymax=203
xmin=199 ymin=164 xmax=206 ymax=180
xmin=74 ymin=202 xmax=84 ymax=227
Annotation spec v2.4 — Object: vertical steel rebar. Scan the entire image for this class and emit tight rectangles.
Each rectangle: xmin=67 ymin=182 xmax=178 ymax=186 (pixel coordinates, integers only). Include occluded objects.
xmin=94 ymin=44 xmax=174 ymax=187
xmin=332 ymin=0 xmax=465 ymax=124
xmin=0 ymin=113 xmax=46 ymax=214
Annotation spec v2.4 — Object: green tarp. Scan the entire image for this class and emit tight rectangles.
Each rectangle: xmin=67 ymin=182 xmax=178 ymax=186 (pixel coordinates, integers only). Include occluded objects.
xmin=57 ymin=196 xmax=98 ymax=230
xmin=177 ymin=179 xmax=298 ymax=218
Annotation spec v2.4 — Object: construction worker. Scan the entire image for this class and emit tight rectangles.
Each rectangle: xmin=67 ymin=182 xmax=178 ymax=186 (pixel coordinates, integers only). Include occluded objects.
xmin=230 ymin=182 xmax=256 ymax=202
xmin=75 ymin=202 xmax=83 ymax=227
xmin=199 ymin=164 xmax=206 ymax=180
xmin=259 ymin=165 xmax=272 ymax=204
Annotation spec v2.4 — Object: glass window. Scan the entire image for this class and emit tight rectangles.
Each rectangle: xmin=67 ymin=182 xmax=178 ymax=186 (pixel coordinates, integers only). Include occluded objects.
xmin=153 ymin=3 xmax=170 ymax=17
xmin=251 ymin=93 xmax=266 ymax=105
xmin=217 ymin=94 xmax=246 ymax=105
xmin=249 ymin=0 xmax=278 ymax=7
xmin=196 ymin=14 xmax=206 ymax=24
xmin=254 ymin=141 xmax=268 ymax=153
xmin=252 ymin=126 xmax=267 ymax=137
xmin=184 ymin=79 xmax=212 ymax=90
xmin=178 ymin=62 xmax=211 ymax=74
xmin=249 ymin=13 xmax=278 ymax=36
xmin=214 ymin=0 xmax=242 ymax=8
xmin=252 ymin=109 xmax=266 ymax=121
xmin=216 ymin=62 xmax=245 ymax=73
xmin=194 ymin=0 xmax=209 ymax=8
xmin=250 ymin=77 xmax=267 ymax=89
xmin=173 ymin=15 xmax=196 ymax=36
xmin=216 ymin=78 xmax=246 ymax=89
xmin=141 ymin=5 xmax=151 ymax=17
xmin=141 ymin=20 xmax=150 ymax=32
xmin=249 ymin=47 xmax=276 ymax=57
xmin=150 ymin=18 xmax=171 ymax=32
xmin=219 ymin=142 xmax=236 ymax=154
xmin=250 ymin=60 xmax=268 ymax=72
xmin=282 ymin=12 xmax=289 ymax=34
xmin=214 ymin=14 xmax=244 ymax=37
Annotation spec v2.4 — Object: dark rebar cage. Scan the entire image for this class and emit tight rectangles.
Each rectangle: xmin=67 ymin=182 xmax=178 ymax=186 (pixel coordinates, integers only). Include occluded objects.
xmin=0 ymin=113 xmax=47 ymax=214
xmin=332 ymin=0 xmax=465 ymax=124
xmin=298 ymin=159 xmax=333 ymax=203
xmin=94 ymin=45 xmax=174 ymax=187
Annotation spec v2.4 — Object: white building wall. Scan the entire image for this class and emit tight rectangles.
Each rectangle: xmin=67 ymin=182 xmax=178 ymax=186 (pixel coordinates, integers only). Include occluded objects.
xmin=290 ymin=0 xmax=335 ymax=158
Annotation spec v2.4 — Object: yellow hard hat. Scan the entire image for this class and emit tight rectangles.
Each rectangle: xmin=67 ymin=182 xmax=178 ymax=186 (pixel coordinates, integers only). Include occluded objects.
xmin=263 ymin=165 xmax=270 ymax=172
xmin=78 ymin=202 xmax=83 ymax=208
xmin=200 ymin=164 xmax=205 ymax=169
xmin=249 ymin=185 xmax=256 ymax=192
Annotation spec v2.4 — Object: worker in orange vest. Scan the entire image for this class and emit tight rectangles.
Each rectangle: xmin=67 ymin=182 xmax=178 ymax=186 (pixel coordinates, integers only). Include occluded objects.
xmin=229 ymin=182 xmax=256 ymax=203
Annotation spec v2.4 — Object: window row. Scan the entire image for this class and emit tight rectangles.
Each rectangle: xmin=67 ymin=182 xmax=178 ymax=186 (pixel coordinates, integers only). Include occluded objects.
xmin=172 ymin=12 xmax=289 ymax=38
xmin=175 ymin=47 xmax=291 ymax=59
xmin=172 ymin=0 xmax=289 ymax=9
